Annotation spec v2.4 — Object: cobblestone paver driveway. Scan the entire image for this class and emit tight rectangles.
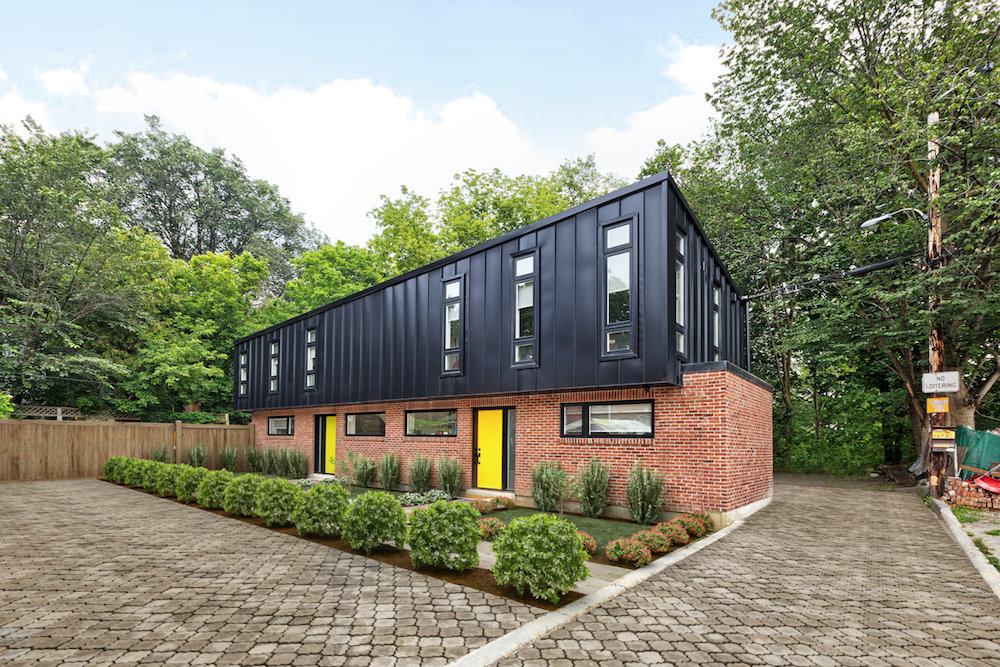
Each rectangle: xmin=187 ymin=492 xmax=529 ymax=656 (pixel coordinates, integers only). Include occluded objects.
xmin=0 ymin=480 xmax=542 ymax=666
xmin=500 ymin=483 xmax=1000 ymax=666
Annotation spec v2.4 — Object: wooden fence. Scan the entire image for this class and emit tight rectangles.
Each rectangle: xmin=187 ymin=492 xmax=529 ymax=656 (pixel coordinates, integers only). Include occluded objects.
xmin=0 ymin=420 xmax=255 ymax=481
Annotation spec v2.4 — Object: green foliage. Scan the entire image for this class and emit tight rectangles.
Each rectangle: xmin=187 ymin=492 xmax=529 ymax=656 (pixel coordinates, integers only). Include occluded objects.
xmin=141 ymin=461 xmax=166 ymax=490
xmin=625 ymin=463 xmax=664 ymax=525
xmin=153 ymin=463 xmax=184 ymax=497
xmin=187 ymin=445 xmax=206 ymax=468
xmin=346 ymin=451 xmax=377 ymax=488
xmin=398 ymin=490 xmax=451 ymax=507
xmin=292 ymin=483 xmax=350 ymax=537
xmin=407 ymin=500 xmax=481 ymax=571
xmin=492 ymin=513 xmax=589 ymax=604
xmin=953 ymin=506 xmax=983 ymax=524
xmin=149 ymin=445 xmax=169 ymax=463
xmin=605 ymin=538 xmax=652 ymax=567
xmin=575 ymin=458 xmax=611 ymax=518
xmin=175 ymin=465 xmax=209 ymax=503
xmin=631 ymin=530 xmax=670 ymax=554
xmin=377 ymin=453 xmax=402 ymax=491
xmin=196 ymin=469 xmax=234 ymax=509
xmin=0 ymin=392 xmax=14 ymax=419
xmin=222 ymin=474 xmax=264 ymax=517
xmin=436 ymin=456 xmax=463 ymax=497
xmin=479 ymin=517 xmax=506 ymax=541
xmin=103 ymin=456 xmax=127 ymax=483
xmin=245 ymin=447 xmax=263 ymax=473
xmin=654 ymin=522 xmax=690 ymax=546
xmin=985 ymin=529 xmax=1000 ymax=537
xmin=341 ymin=491 xmax=407 ymax=554
xmin=219 ymin=446 xmax=238 ymax=472
xmin=577 ymin=531 xmax=597 ymax=556
xmin=282 ymin=449 xmax=309 ymax=478
xmin=256 ymin=478 xmax=302 ymax=527
xmin=972 ymin=537 xmax=1000 ymax=573
xmin=531 ymin=461 xmax=568 ymax=513
xmin=121 ymin=458 xmax=149 ymax=487
xmin=408 ymin=455 xmax=432 ymax=493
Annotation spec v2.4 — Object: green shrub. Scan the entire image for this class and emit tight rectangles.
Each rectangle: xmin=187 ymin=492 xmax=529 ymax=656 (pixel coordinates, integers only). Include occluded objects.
xmin=408 ymin=454 xmax=432 ymax=493
xmin=187 ymin=445 xmax=207 ymax=468
xmin=578 ymin=531 xmax=597 ymax=556
xmin=292 ymin=483 xmax=350 ymax=537
xmin=219 ymin=446 xmax=238 ymax=471
xmin=654 ymin=521 xmax=689 ymax=546
xmin=223 ymin=474 xmax=264 ymax=517
xmin=286 ymin=449 xmax=309 ymax=478
xmin=257 ymin=478 xmax=302 ymax=526
xmin=493 ymin=513 xmax=589 ymax=604
xmin=631 ymin=529 xmax=670 ymax=554
xmin=347 ymin=451 xmax=377 ymax=488
xmin=625 ymin=462 xmax=664 ymax=525
xmin=149 ymin=445 xmax=169 ymax=463
xmin=436 ymin=456 xmax=463 ymax=497
xmin=153 ymin=463 xmax=184 ymax=497
xmin=470 ymin=498 xmax=498 ymax=514
xmin=378 ymin=453 xmax=402 ymax=491
xmin=341 ymin=491 xmax=406 ymax=554
xmin=531 ymin=461 xmax=567 ymax=513
xmin=196 ymin=469 xmax=234 ymax=509
xmin=496 ymin=496 xmax=515 ymax=510
xmin=576 ymin=458 xmax=611 ymax=518
xmin=263 ymin=447 xmax=280 ymax=475
xmin=141 ymin=461 xmax=165 ymax=490
xmin=407 ymin=500 xmax=480 ymax=571
xmin=121 ymin=458 xmax=148 ymax=487
xmin=480 ymin=517 xmax=506 ymax=541
xmin=103 ymin=456 xmax=127 ymax=483
xmin=423 ymin=489 xmax=451 ymax=503
xmin=605 ymin=538 xmax=652 ymax=567
xmin=245 ymin=447 xmax=263 ymax=473
xmin=175 ymin=466 xmax=209 ymax=503
xmin=675 ymin=515 xmax=709 ymax=538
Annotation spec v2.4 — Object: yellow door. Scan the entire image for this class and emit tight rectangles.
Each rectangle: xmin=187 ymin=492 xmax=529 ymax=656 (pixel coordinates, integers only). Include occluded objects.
xmin=324 ymin=416 xmax=336 ymax=474
xmin=476 ymin=410 xmax=503 ymax=489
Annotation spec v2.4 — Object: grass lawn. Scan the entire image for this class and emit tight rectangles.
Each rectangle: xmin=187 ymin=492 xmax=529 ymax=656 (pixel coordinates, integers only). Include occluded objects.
xmin=491 ymin=508 xmax=644 ymax=551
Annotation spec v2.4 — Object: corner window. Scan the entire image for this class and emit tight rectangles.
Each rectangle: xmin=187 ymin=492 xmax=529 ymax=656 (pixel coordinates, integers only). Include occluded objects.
xmin=346 ymin=412 xmax=386 ymax=437
xmin=512 ymin=250 xmax=538 ymax=367
xmin=602 ymin=217 xmax=637 ymax=356
xmin=269 ymin=341 xmax=279 ymax=393
xmin=442 ymin=278 xmax=463 ymax=375
xmin=675 ymin=229 xmax=687 ymax=357
xmin=267 ymin=416 xmax=294 ymax=436
xmin=561 ymin=402 xmax=653 ymax=438
xmin=406 ymin=409 xmax=458 ymax=437
xmin=237 ymin=351 xmax=248 ymax=397
xmin=305 ymin=328 xmax=317 ymax=389
xmin=712 ymin=283 xmax=721 ymax=362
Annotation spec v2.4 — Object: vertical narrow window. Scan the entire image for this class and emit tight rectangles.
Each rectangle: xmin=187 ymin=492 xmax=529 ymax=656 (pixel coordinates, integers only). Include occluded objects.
xmin=305 ymin=328 xmax=317 ymax=389
xmin=602 ymin=219 xmax=635 ymax=355
xmin=512 ymin=253 xmax=537 ymax=366
xmin=238 ymin=351 xmax=248 ymax=396
xmin=442 ymin=278 xmax=463 ymax=374
xmin=712 ymin=284 xmax=721 ymax=362
xmin=675 ymin=229 xmax=687 ymax=357
xmin=269 ymin=341 xmax=279 ymax=393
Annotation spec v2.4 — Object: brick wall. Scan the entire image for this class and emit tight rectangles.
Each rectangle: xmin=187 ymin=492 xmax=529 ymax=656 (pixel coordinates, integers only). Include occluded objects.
xmin=251 ymin=367 xmax=773 ymax=514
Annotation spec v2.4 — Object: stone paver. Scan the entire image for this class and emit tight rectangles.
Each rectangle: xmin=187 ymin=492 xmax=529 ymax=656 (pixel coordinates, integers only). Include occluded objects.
xmin=499 ymin=482 xmax=1000 ymax=666
xmin=0 ymin=479 xmax=542 ymax=665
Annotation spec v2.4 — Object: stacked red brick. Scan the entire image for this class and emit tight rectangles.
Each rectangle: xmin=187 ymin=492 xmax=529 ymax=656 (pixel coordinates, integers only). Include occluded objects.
xmin=946 ymin=477 xmax=1000 ymax=510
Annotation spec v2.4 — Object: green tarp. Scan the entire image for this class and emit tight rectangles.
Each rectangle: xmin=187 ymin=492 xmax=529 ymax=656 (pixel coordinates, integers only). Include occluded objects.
xmin=957 ymin=425 xmax=1000 ymax=480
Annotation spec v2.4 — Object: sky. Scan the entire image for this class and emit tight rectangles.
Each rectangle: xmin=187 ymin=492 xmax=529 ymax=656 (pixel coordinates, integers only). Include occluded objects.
xmin=0 ymin=1 xmax=728 ymax=246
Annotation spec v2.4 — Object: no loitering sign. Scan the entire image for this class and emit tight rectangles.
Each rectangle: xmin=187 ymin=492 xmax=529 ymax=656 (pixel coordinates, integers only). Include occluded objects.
xmin=922 ymin=371 xmax=960 ymax=393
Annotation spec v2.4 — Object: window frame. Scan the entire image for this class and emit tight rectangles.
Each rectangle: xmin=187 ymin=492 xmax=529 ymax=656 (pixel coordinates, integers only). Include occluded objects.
xmin=268 ymin=340 xmax=280 ymax=394
xmin=711 ymin=281 xmax=722 ymax=362
xmin=305 ymin=328 xmax=318 ymax=390
xmin=345 ymin=411 xmax=387 ymax=437
xmin=511 ymin=248 xmax=539 ymax=369
xmin=560 ymin=400 xmax=654 ymax=439
xmin=404 ymin=409 xmax=459 ymax=437
xmin=599 ymin=214 xmax=639 ymax=360
xmin=237 ymin=351 xmax=248 ymax=397
xmin=267 ymin=416 xmax=295 ymax=436
xmin=441 ymin=275 xmax=465 ymax=377
xmin=674 ymin=225 xmax=688 ymax=361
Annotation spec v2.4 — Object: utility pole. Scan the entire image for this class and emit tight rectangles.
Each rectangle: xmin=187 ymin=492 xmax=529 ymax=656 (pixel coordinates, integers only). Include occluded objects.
xmin=927 ymin=111 xmax=947 ymax=497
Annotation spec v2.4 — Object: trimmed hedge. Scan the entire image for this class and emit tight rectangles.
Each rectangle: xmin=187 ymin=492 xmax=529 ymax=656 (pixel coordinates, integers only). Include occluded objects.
xmin=407 ymin=500 xmax=480 ymax=571
xmin=175 ymin=466 xmax=209 ymax=503
xmin=493 ymin=513 xmax=589 ymax=604
xmin=292 ymin=483 xmax=350 ymax=537
xmin=153 ymin=463 xmax=185 ymax=497
xmin=196 ymin=469 xmax=233 ymax=509
xmin=341 ymin=491 xmax=406 ymax=554
xmin=257 ymin=478 xmax=302 ymax=526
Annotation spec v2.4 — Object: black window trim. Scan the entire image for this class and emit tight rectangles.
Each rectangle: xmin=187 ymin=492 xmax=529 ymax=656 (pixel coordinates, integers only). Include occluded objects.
xmin=441 ymin=274 xmax=465 ymax=377
xmin=711 ymin=279 xmax=722 ymax=362
xmin=674 ymin=223 xmax=688 ymax=362
xmin=404 ymin=408 xmax=459 ymax=438
xmin=237 ymin=350 xmax=248 ymax=397
xmin=345 ymin=411 xmax=387 ymax=437
xmin=511 ymin=247 xmax=539 ymax=369
xmin=268 ymin=339 xmax=280 ymax=394
xmin=599 ymin=213 xmax=639 ymax=361
xmin=560 ymin=399 xmax=654 ymax=438
xmin=305 ymin=327 xmax=318 ymax=391
xmin=267 ymin=415 xmax=295 ymax=436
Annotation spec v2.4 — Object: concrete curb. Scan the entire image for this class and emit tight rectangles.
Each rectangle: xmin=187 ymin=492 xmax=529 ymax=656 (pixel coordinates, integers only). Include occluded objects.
xmin=448 ymin=495 xmax=773 ymax=667
xmin=930 ymin=497 xmax=1000 ymax=601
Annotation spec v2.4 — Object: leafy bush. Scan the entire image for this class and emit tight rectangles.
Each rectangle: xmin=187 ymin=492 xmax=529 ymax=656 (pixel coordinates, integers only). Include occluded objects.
xmin=347 ymin=451 xmax=377 ymax=488
xmin=222 ymin=474 xmax=264 ymax=516
xmin=0 ymin=391 xmax=14 ymax=419
xmin=175 ymin=465 xmax=209 ymax=503
xmin=141 ymin=461 xmax=166 ymax=490
xmin=577 ymin=531 xmax=597 ymax=556
xmin=437 ymin=456 xmax=463 ymax=497
xmin=196 ymin=469 xmax=234 ymax=509
xmin=480 ymin=517 xmax=506 ymax=541
xmin=531 ymin=461 xmax=567 ymax=513
xmin=625 ymin=462 xmax=664 ymax=524
xmin=470 ymin=498 xmax=498 ymax=514
xmin=153 ymin=463 xmax=184 ymax=497
xmin=423 ymin=489 xmax=451 ymax=503
xmin=292 ymin=483 xmax=350 ymax=537
xmin=398 ymin=490 xmax=449 ymax=506
xmin=675 ymin=515 xmax=709 ymax=538
xmin=103 ymin=456 xmax=127 ymax=483
xmin=245 ymin=447 xmax=263 ymax=473
xmin=122 ymin=458 xmax=149 ymax=487
xmin=341 ymin=491 xmax=407 ymax=554
xmin=631 ymin=530 xmax=670 ymax=554
xmin=408 ymin=500 xmax=480 ymax=571
xmin=654 ymin=521 xmax=689 ymax=546
xmin=496 ymin=497 xmax=515 ymax=510
xmin=576 ymin=458 xmax=611 ymax=518
xmin=149 ymin=445 xmax=169 ymax=463
xmin=187 ymin=445 xmax=206 ymax=468
xmin=408 ymin=455 xmax=432 ymax=493
xmin=257 ymin=478 xmax=302 ymax=526
xmin=689 ymin=512 xmax=714 ymax=531
xmin=284 ymin=449 xmax=309 ymax=478
xmin=493 ymin=513 xmax=589 ymax=604
xmin=378 ymin=453 xmax=402 ymax=491
xmin=263 ymin=447 xmax=280 ymax=475
xmin=605 ymin=538 xmax=652 ymax=567
xmin=219 ymin=446 xmax=238 ymax=471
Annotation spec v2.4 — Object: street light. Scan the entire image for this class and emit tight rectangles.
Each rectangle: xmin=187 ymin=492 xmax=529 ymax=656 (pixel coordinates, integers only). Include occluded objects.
xmin=860 ymin=208 xmax=929 ymax=231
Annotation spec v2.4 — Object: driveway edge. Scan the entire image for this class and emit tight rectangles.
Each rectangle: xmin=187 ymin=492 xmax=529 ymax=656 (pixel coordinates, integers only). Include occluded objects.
xmin=930 ymin=497 xmax=1000 ymax=601
xmin=448 ymin=494 xmax=773 ymax=667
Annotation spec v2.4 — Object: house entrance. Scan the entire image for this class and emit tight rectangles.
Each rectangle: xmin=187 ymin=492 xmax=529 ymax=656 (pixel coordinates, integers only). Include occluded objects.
xmin=314 ymin=415 xmax=336 ymax=474
xmin=474 ymin=408 xmax=515 ymax=490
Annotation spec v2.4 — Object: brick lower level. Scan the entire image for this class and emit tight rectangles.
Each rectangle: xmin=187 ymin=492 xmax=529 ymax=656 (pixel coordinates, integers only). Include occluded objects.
xmin=251 ymin=366 xmax=773 ymax=520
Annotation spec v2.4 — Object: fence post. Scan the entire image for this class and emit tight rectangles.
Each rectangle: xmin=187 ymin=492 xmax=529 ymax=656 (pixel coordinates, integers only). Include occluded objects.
xmin=56 ymin=407 xmax=63 ymax=421
xmin=174 ymin=420 xmax=182 ymax=464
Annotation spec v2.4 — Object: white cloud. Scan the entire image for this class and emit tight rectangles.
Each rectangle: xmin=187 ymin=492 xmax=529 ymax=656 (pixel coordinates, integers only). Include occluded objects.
xmin=39 ymin=68 xmax=89 ymax=95
xmin=93 ymin=73 xmax=553 ymax=245
xmin=0 ymin=66 xmax=7 ymax=82
xmin=0 ymin=90 xmax=52 ymax=133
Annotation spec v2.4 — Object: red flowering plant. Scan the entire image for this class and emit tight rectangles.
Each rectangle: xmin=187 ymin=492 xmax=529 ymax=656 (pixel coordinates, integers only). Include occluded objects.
xmin=631 ymin=529 xmax=671 ymax=554
xmin=470 ymin=498 xmax=499 ymax=514
xmin=479 ymin=517 xmax=506 ymax=541
xmin=675 ymin=515 xmax=709 ymax=538
xmin=605 ymin=538 xmax=652 ymax=567
xmin=495 ymin=497 xmax=515 ymax=510
xmin=577 ymin=531 xmax=597 ymax=556
xmin=653 ymin=522 xmax=689 ymax=546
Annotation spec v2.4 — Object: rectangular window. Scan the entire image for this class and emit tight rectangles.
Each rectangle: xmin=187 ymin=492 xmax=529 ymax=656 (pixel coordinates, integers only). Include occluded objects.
xmin=712 ymin=284 xmax=721 ymax=362
xmin=305 ymin=328 xmax=317 ymax=389
xmin=346 ymin=412 xmax=386 ymax=437
xmin=406 ymin=409 xmax=458 ymax=437
xmin=675 ymin=229 xmax=687 ymax=357
xmin=442 ymin=278 xmax=463 ymax=374
xmin=561 ymin=402 xmax=653 ymax=438
xmin=269 ymin=341 xmax=279 ymax=393
xmin=237 ymin=351 xmax=248 ymax=396
xmin=512 ymin=251 xmax=538 ymax=366
xmin=602 ymin=216 xmax=636 ymax=356
xmin=267 ymin=416 xmax=294 ymax=436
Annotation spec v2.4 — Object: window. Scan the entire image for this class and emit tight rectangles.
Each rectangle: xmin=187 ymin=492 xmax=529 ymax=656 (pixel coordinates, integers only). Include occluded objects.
xmin=267 ymin=416 xmax=294 ymax=436
xmin=442 ymin=278 xmax=463 ymax=374
xmin=512 ymin=251 xmax=538 ymax=366
xmin=602 ymin=218 xmax=636 ymax=356
xmin=305 ymin=328 xmax=317 ymax=389
xmin=346 ymin=412 xmax=386 ymax=436
xmin=712 ymin=283 xmax=721 ymax=362
xmin=561 ymin=402 xmax=653 ymax=438
xmin=406 ymin=409 xmax=458 ymax=437
xmin=237 ymin=351 xmax=248 ymax=396
xmin=675 ymin=229 xmax=687 ymax=357
xmin=269 ymin=341 xmax=279 ymax=393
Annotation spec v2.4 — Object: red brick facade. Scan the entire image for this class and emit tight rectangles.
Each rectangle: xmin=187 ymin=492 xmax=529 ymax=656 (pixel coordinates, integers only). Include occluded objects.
xmin=251 ymin=368 xmax=772 ymax=515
